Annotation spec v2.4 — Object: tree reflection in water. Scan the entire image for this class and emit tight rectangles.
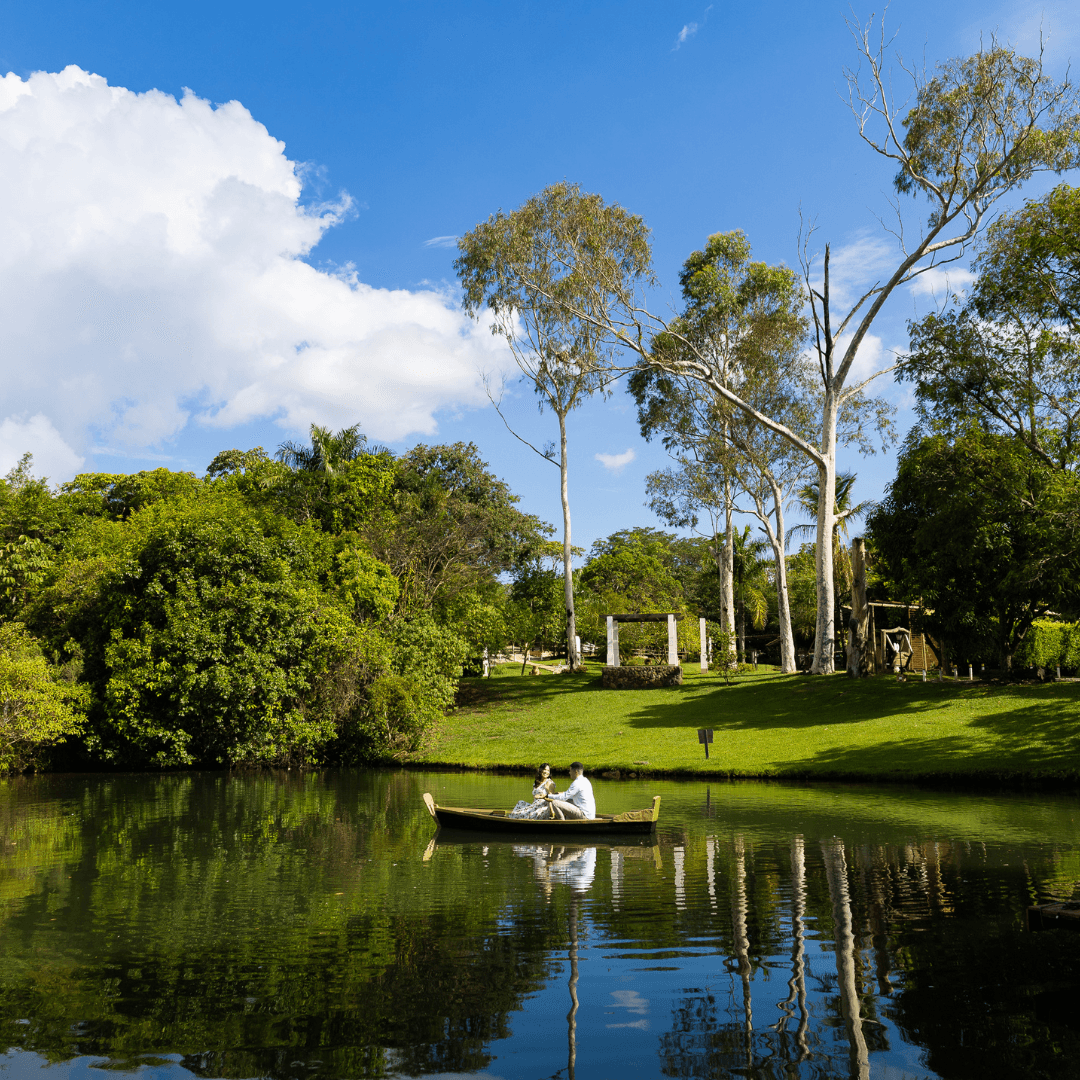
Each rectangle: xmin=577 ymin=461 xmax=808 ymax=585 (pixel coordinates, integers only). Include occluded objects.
xmin=1 ymin=771 xmax=1079 ymax=1080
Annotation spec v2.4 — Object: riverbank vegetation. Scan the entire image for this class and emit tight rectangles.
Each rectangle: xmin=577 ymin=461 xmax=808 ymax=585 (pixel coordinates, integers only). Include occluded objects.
xmin=0 ymin=436 xmax=550 ymax=770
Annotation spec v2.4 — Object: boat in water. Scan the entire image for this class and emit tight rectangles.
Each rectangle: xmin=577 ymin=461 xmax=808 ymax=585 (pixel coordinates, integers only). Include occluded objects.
xmin=422 ymin=792 xmax=660 ymax=835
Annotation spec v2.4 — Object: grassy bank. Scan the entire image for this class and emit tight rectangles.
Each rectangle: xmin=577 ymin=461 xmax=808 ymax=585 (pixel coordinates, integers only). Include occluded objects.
xmin=407 ymin=665 xmax=1080 ymax=785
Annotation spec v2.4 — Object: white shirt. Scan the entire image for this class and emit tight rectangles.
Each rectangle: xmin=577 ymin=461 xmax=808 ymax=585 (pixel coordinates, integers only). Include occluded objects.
xmin=553 ymin=774 xmax=596 ymax=818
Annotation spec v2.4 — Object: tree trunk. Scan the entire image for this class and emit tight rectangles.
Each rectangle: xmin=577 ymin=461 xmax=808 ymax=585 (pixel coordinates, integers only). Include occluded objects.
xmin=847 ymin=537 xmax=870 ymax=677
xmin=738 ymin=597 xmax=746 ymax=661
xmin=811 ymin=394 xmax=839 ymax=674
xmin=722 ymin=475 xmax=736 ymax=661
xmin=771 ymin=482 xmax=797 ymax=674
xmin=558 ymin=410 xmax=579 ymax=671
xmin=751 ymin=479 xmax=796 ymax=674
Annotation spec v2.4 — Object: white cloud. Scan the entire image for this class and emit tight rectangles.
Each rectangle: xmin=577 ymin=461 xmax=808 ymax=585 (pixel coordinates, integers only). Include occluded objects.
xmin=0 ymin=66 xmax=512 ymax=478
xmin=964 ymin=3 xmax=1080 ymax=67
xmin=829 ymin=332 xmax=899 ymax=385
xmin=607 ymin=988 xmax=649 ymax=1027
xmin=806 ymin=232 xmax=895 ymax=310
xmin=0 ymin=413 xmax=84 ymax=480
xmin=673 ymin=22 xmax=698 ymax=49
xmin=595 ymin=448 xmax=636 ymax=472
xmin=907 ymin=265 xmax=977 ymax=299
xmin=423 ymin=235 xmax=459 ymax=248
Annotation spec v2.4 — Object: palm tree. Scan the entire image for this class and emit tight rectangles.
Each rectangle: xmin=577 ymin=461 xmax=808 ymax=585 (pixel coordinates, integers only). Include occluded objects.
xmin=789 ymin=472 xmax=873 ymax=655
xmin=277 ymin=423 xmax=385 ymax=474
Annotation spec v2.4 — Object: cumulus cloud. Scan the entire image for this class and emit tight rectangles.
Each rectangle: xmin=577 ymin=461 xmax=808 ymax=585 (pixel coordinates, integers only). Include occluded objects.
xmin=805 ymin=233 xmax=895 ymax=310
xmin=595 ymin=448 xmax=636 ymax=472
xmin=0 ymin=414 xmax=84 ymax=480
xmin=0 ymin=66 xmax=512 ymax=476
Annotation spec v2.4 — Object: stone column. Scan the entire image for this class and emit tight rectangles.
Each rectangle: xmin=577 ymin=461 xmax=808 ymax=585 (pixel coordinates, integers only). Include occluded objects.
xmin=699 ymin=617 xmax=708 ymax=672
xmin=606 ymin=616 xmax=620 ymax=667
xmin=667 ymin=614 xmax=678 ymax=666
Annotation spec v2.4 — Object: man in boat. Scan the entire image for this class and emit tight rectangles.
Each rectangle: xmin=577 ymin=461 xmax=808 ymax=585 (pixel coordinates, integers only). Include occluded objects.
xmin=545 ymin=763 xmax=595 ymax=820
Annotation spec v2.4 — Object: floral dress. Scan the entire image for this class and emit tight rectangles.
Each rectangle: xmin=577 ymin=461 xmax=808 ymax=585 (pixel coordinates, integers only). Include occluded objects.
xmin=508 ymin=781 xmax=554 ymax=819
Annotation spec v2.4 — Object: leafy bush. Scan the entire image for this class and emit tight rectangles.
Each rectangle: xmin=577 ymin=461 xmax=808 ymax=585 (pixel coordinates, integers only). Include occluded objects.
xmin=0 ymin=623 xmax=85 ymax=773
xmin=33 ymin=496 xmax=364 ymax=768
xmin=1016 ymin=620 xmax=1080 ymax=672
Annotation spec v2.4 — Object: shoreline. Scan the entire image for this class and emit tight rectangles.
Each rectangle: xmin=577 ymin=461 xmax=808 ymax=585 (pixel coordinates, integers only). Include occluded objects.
xmin=402 ymin=667 xmax=1080 ymax=793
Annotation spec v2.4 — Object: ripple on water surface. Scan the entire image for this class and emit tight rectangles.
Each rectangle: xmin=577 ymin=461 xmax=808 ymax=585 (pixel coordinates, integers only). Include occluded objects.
xmin=1 ymin=769 xmax=1079 ymax=1079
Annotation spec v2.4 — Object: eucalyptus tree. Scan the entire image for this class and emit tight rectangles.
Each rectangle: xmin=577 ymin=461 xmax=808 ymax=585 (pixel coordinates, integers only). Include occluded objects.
xmin=477 ymin=32 xmax=1080 ymax=673
xmin=789 ymin=472 xmax=872 ymax=659
xmin=632 ymin=231 xmax=806 ymax=660
xmin=455 ymin=183 xmax=652 ymax=669
xmin=633 ymin=231 xmax=813 ymax=671
xmin=782 ymin=30 xmax=1080 ymax=670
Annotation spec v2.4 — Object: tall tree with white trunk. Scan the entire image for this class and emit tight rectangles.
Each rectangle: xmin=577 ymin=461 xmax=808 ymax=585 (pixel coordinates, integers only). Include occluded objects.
xmin=483 ymin=27 xmax=1080 ymax=673
xmin=455 ymin=184 xmax=652 ymax=670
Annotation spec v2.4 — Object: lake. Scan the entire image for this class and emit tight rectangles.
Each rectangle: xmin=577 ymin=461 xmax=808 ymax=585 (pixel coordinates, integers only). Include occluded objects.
xmin=1 ymin=770 xmax=1079 ymax=1080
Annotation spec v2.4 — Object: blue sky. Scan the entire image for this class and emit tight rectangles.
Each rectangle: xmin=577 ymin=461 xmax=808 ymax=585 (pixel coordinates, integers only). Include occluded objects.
xmin=0 ymin=0 xmax=1075 ymax=554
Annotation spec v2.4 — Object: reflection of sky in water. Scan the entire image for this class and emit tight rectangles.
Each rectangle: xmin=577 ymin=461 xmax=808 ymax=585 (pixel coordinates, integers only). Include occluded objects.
xmin=2 ymin=770 xmax=1079 ymax=1080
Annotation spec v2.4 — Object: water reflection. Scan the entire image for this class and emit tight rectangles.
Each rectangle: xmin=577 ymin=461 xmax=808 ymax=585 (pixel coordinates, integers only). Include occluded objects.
xmin=0 ymin=771 xmax=1078 ymax=1079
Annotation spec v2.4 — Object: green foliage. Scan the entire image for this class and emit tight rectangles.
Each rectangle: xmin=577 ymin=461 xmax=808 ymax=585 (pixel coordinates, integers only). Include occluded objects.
xmin=456 ymin=181 xmax=652 ymax=397
xmin=894 ymin=46 xmax=1080 ymax=208
xmin=1015 ymin=620 xmax=1080 ymax=672
xmin=69 ymin=497 xmax=360 ymax=767
xmin=869 ymin=428 xmax=1080 ymax=668
xmin=0 ymin=535 xmax=52 ymax=618
xmin=578 ymin=532 xmax=690 ymax=659
xmin=902 ymin=185 xmax=1080 ymax=473
xmin=0 ymin=622 xmax=85 ymax=773
xmin=0 ymin=425 xmax=556 ymax=768
xmin=332 ymin=543 xmax=400 ymax=622
xmin=62 ymin=468 xmax=203 ymax=520
xmin=785 ymin=545 xmax=818 ymax=645
xmin=367 ymin=442 xmax=545 ymax=617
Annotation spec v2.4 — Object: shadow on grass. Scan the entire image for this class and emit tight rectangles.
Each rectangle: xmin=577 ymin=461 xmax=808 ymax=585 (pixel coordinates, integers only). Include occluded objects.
xmin=455 ymin=671 xmax=606 ymax=710
xmin=620 ymin=674 xmax=1078 ymax=728
xmin=779 ymin=710 xmax=1080 ymax=777
xmin=620 ymin=675 xmax=1080 ymax=776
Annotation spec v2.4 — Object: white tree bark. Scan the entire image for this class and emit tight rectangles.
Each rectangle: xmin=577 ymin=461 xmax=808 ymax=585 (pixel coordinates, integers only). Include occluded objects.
xmin=558 ymin=409 xmax=579 ymax=671
xmin=811 ymin=394 xmax=840 ymax=673
xmin=722 ymin=479 xmax=736 ymax=659
xmin=748 ymin=476 xmax=797 ymax=674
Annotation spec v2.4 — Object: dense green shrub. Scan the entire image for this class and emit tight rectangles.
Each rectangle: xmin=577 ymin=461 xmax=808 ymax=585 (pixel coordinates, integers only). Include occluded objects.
xmin=0 ymin=622 xmax=85 ymax=772
xmin=1016 ymin=620 xmax=1080 ymax=672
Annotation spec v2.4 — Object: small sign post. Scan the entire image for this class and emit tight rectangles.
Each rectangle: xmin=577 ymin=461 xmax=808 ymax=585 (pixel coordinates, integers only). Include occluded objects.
xmin=697 ymin=728 xmax=714 ymax=759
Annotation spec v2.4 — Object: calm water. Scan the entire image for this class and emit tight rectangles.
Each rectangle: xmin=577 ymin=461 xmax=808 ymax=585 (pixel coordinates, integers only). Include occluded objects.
xmin=1 ymin=771 xmax=1079 ymax=1080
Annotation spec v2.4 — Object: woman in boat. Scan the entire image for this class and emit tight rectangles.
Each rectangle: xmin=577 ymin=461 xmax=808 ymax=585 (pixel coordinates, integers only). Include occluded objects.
xmin=508 ymin=763 xmax=556 ymax=819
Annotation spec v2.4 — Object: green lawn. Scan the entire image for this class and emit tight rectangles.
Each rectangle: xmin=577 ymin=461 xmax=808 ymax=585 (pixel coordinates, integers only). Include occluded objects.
xmin=407 ymin=665 xmax=1080 ymax=784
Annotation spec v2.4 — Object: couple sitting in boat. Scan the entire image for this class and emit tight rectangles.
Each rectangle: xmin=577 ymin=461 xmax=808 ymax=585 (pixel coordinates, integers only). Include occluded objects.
xmin=509 ymin=762 xmax=595 ymax=820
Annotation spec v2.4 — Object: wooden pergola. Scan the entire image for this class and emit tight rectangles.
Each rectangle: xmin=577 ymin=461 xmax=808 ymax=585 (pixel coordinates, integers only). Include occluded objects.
xmin=605 ymin=613 xmax=708 ymax=671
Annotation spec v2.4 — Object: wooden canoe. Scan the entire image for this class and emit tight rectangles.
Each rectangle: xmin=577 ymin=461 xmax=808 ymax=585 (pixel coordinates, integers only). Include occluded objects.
xmin=422 ymin=792 xmax=660 ymax=835
xmin=1027 ymin=900 xmax=1080 ymax=931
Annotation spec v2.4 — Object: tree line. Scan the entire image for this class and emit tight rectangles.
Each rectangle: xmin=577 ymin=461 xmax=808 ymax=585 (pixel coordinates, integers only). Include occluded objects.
xmin=0 ymin=434 xmax=553 ymax=772
xmin=454 ymin=22 xmax=1080 ymax=677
